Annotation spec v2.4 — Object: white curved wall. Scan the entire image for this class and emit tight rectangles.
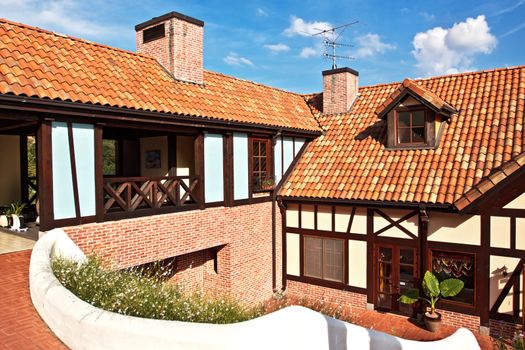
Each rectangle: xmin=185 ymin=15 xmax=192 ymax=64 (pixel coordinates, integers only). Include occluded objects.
xmin=30 ymin=229 xmax=481 ymax=350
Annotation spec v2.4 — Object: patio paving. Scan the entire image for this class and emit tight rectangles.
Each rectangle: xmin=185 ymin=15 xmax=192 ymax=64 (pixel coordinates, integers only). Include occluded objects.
xmin=353 ymin=310 xmax=496 ymax=349
xmin=0 ymin=230 xmax=36 ymax=255
xmin=0 ymin=250 xmax=67 ymax=349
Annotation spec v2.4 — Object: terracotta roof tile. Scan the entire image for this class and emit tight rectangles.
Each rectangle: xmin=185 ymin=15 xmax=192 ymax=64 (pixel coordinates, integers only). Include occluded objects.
xmin=0 ymin=19 xmax=320 ymax=132
xmin=281 ymin=65 xmax=525 ymax=207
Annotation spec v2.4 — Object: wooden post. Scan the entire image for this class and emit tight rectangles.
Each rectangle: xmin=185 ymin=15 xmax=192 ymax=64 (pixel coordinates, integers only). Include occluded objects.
xmin=19 ymin=135 xmax=29 ymax=205
xmin=223 ymin=133 xmax=233 ymax=207
xmin=522 ymin=263 xmax=525 ymax=330
xmin=194 ymin=132 xmax=205 ymax=209
xmin=480 ymin=215 xmax=491 ymax=327
xmin=37 ymin=120 xmax=53 ymax=231
xmin=94 ymin=124 xmax=104 ymax=222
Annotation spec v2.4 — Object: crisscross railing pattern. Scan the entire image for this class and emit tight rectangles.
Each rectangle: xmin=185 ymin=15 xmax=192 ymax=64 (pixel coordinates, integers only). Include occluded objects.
xmin=103 ymin=176 xmax=200 ymax=214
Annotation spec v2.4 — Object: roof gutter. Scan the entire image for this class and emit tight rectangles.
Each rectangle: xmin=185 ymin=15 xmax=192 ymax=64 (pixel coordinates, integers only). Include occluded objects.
xmin=0 ymin=94 xmax=323 ymax=138
xmin=278 ymin=196 xmax=455 ymax=211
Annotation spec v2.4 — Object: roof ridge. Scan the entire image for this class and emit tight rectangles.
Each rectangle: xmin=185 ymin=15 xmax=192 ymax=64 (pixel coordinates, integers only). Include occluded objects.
xmin=0 ymin=18 xmax=157 ymax=62
xmin=204 ymin=70 xmax=303 ymax=97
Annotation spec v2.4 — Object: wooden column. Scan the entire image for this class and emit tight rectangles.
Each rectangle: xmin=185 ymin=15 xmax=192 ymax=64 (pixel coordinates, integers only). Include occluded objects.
xmin=223 ymin=133 xmax=233 ymax=207
xmin=37 ymin=120 xmax=53 ymax=231
xmin=479 ymin=215 xmax=490 ymax=327
xmin=167 ymin=135 xmax=177 ymax=176
xmin=19 ymin=135 xmax=29 ymax=205
xmin=366 ymin=208 xmax=374 ymax=304
xmin=194 ymin=132 xmax=205 ymax=209
xmin=94 ymin=124 xmax=104 ymax=222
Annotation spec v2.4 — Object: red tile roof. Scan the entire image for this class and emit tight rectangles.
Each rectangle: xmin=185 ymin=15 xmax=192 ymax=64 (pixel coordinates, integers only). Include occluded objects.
xmin=281 ymin=66 xmax=525 ymax=208
xmin=375 ymin=78 xmax=457 ymax=117
xmin=0 ymin=19 xmax=320 ymax=132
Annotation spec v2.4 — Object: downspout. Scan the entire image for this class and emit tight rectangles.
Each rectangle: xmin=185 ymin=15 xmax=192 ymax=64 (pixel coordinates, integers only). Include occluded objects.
xmin=271 ymin=130 xmax=282 ymax=292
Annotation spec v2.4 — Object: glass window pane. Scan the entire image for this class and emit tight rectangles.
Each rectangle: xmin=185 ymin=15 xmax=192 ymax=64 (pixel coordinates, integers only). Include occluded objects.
xmin=379 ymin=247 xmax=392 ymax=262
xmin=431 ymin=250 xmax=475 ymax=305
xmin=323 ymin=239 xmax=344 ymax=282
xmin=377 ymin=293 xmax=391 ymax=309
xmin=412 ymin=111 xmax=426 ymax=126
xmin=397 ymin=128 xmax=411 ymax=144
xmin=304 ymin=237 xmax=323 ymax=279
xmin=398 ymin=112 xmax=410 ymax=127
xmin=260 ymin=143 xmax=266 ymax=156
xmin=412 ymin=127 xmax=425 ymax=143
xmin=400 ymin=249 xmax=414 ymax=265
xmin=400 ymin=265 xmax=413 ymax=282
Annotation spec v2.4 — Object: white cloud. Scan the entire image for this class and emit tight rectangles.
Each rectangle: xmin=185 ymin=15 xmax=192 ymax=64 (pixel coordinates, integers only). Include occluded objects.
xmin=354 ymin=33 xmax=395 ymax=58
xmin=420 ymin=12 xmax=435 ymax=21
xmin=412 ymin=15 xmax=497 ymax=76
xmin=0 ymin=0 xmax=125 ymax=40
xmin=299 ymin=47 xmax=318 ymax=58
xmin=256 ymin=8 xmax=268 ymax=17
xmin=223 ymin=52 xmax=255 ymax=67
xmin=283 ymin=16 xmax=332 ymax=37
xmin=264 ymin=43 xmax=290 ymax=53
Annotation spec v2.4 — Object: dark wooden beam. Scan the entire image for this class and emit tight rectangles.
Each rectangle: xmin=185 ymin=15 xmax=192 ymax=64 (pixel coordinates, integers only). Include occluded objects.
xmin=95 ymin=124 xmax=104 ymax=222
xmin=67 ymin=123 xmax=81 ymax=219
xmin=37 ymin=120 xmax=53 ymax=231
xmin=194 ymin=132 xmax=205 ymax=209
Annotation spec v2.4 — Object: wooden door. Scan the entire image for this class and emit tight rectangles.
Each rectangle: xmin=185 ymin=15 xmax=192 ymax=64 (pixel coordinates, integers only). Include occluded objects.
xmin=375 ymin=244 xmax=418 ymax=316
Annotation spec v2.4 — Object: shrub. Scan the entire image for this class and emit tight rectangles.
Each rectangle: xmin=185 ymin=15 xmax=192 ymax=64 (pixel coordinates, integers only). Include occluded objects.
xmin=52 ymin=257 xmax=263 ymax=324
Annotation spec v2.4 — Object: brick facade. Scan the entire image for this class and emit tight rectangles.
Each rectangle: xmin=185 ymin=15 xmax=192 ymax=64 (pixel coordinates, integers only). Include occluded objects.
xmin=286 ymin=280 xmax=367 ymax=313
xmin=136 ymin=15 xmax=203 ymax=84
xmin=63 ymin=202 xmax=282 ymax=305
xmin=435 ymin=308 xmax=480 ymax=333
xmin=322 ymin=68 xmax=359 ymax=115
xmin=489 ymin=319 xmax=522 ymax=339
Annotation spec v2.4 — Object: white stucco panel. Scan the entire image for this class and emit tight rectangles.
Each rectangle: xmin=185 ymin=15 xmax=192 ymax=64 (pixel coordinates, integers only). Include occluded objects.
xmin=517 ymin=218 xmax=525 ymax=250
xmin=286 ymin=204 xmax=299 ymax=228
xmin=287 ymin=233 xmax=300 ymax=276
xmin=348 ymin=240 xmax=367 ymax=289
xmin=427 ymin=213 xmax=480 ymax=246
xmin=301 ymin=205 xmax=315 ymax=229
xmin=504 ymin=192 xmax=525 ymax=210
xmin=317 ymin=206 xmax=332 ymax=231
xmin=490 ymin=216 xmax=511 ymax=249
xmin=489 ymin=255 xmax=521 ymax=313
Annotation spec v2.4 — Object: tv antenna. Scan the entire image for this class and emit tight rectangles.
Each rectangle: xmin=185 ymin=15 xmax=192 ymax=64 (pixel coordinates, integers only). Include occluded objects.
xmin=312 ymin=21 xmax=358 ymax=69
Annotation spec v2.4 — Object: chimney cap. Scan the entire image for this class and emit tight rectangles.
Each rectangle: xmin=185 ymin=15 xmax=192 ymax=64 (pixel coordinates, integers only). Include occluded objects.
xmin=135 ymin=11 xmax=204 ymax=31
xmin=322 ymin=67 xmax=359 ymax=77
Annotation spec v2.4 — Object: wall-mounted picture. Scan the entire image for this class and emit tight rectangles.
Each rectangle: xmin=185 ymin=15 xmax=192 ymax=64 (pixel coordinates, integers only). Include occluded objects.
xmin=145 ymin=150 xmax=161 ymax=169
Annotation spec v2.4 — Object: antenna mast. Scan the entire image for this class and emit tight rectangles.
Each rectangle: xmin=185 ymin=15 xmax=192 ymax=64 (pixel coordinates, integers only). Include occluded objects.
xmin=313 ymin=21 xmax=358 ymax=69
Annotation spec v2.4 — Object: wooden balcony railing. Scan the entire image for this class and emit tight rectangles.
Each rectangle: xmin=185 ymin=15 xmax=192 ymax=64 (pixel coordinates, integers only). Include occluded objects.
xmin=103 ymin=176 xmax=201 ymax=217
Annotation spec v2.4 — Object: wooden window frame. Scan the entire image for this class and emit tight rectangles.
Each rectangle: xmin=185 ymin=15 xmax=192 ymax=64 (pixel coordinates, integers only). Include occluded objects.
xmin=429 ymin=249 xmax=477 ymax=307
xmin=250 ymin=137 xmax=273 ymax=193
xmin=394 ymin=107 xmax=427 ymax=146
xmin=303 ymin=235 xmax=346 ymax=283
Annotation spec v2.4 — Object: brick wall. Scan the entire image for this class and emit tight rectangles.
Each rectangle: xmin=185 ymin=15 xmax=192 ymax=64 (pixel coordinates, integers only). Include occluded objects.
xmin=286 ymin=280 xmax=367 ymax=313
xmin=489 ymin=319 xmax=522 ymax=339
xmin=63 ymin=202 xmax=281 ymax=305
xmin=435 ymin=308 xmax=480 ymax=332
xmin=136 ymin=16 xmax=203 ymax=84
xmin=322 ymin=68 xmax=358 ymax=115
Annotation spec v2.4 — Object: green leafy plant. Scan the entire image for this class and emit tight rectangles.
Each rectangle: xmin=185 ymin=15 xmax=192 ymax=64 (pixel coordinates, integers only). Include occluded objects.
xmin=8 ymin=202 xmax=26 ymax=216
xmin=261 ymin=178 xmax=275 ymax=188
xmin=398 ymin=270 xmax=464 ymax=317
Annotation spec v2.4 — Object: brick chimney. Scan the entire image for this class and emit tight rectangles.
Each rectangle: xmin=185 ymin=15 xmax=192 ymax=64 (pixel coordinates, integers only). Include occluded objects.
xmin=322 ymin=67 xmax=359 ymax=114
xmin=135 ymin=11 xmax=204 ymax=84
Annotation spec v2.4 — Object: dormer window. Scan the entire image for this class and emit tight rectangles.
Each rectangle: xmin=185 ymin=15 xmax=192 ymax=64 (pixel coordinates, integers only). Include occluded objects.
xmin=396 ymin=109 xmax=426 ymax=146
xmin=376 ymin=79 xmax=458 ymax=150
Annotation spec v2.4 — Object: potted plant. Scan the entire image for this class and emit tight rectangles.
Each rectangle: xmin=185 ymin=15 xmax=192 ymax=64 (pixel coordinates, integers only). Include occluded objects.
xmin=9 ymin=202 xmax=27 ymax=231
xmin=0 ymin=206 xmax=12 ymax=228
xmin=398 ymin=270 xmax=464 ymax=332
xmin=261 ymin=178 xmax=275 ymax=191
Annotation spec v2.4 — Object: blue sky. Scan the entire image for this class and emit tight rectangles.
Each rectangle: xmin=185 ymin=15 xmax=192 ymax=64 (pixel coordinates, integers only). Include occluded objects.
xmin=2 ymin=0 xmax=525 ymax=93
